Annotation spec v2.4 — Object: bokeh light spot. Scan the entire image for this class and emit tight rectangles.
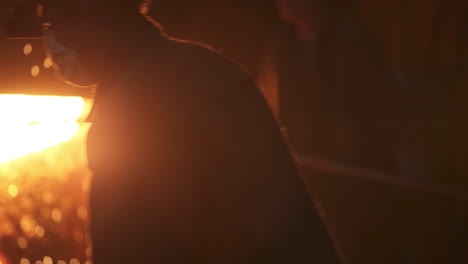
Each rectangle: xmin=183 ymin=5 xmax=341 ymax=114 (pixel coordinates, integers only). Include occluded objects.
xmin=23 ymin=44 xmax=33 ymax=56
xmin=43 ymin=256 xmax=52 ymax=264
xmin=31 ymin=65 xmax=40 ymax=77
xmin=20 ymin=258 xmax=31 ymax=264
xmin=44 ymin=58 xmax=53 ymax=69
xmin=35 ymin=226 xmax=45 ymax=238
xmin=17 ymin=237 xmax=28 ymax=249
xmin=8 ymin=184 xmax=18 ymax=197
xmin=20 ymin=216 xmax=37 ymax=237
xmin=51 ymin=208 xmax=62 ymax=223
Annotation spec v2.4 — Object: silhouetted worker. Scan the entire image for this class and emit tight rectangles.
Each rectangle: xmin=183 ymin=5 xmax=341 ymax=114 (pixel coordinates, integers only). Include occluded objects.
xmin=38 ymin=0 xmax=341 ymax=263
xmin=262 ymin=0 xmax=406 ymax=172
xmin=258 ymin=1 xmax=409 ymax=263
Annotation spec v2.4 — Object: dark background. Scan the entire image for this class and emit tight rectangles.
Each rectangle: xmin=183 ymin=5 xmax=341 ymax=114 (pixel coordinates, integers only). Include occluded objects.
xmin=1 ymin=0 xmax=466 ymax=93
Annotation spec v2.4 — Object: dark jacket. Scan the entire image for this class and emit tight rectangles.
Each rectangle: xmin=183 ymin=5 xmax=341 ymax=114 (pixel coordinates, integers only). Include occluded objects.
xmin=87 ymin=21 xmax=340 ymax=263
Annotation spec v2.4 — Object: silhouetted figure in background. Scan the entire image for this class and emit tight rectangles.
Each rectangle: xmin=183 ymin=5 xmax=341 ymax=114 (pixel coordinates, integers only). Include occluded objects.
xmin=257 ymin=0 xmax=468 ymax=263
xmin=256 ymin=0 xmax=411 ymax=263
xmin=260 ymin=0 xmax=406 ymax=172
xmin=39 ymin=0 xmax=340 ymax=263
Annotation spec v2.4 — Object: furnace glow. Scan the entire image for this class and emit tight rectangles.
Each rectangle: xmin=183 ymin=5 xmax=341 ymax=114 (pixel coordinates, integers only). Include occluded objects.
xmin=0 ymin=94 xmax=87 ymax=163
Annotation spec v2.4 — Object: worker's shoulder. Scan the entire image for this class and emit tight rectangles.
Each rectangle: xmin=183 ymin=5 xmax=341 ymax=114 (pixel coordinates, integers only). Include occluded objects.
xmin=126 ymin=33 xmax=254 ymax=116
xmin=165 ymin=37 xmax=248 ymax=83
xmin=130 ymin=28 xmax=249 ymax=85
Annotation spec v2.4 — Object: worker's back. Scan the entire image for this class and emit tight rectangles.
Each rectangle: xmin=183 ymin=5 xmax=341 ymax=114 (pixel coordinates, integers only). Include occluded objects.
xmin=87 ymin=24 xmax=341 ymax=263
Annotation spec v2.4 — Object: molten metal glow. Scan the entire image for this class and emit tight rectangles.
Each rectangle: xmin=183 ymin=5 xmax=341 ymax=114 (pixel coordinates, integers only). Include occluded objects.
xmin=0 ymin=94 xmax=92 ymax=262
xmin=0 ymin=95 xmax=86 ymax=163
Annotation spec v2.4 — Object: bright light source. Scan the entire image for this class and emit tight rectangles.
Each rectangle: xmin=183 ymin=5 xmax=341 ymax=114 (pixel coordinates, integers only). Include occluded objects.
xmin=0 ymin=95 xmax=92 ymax=262
xmin=0 ymin=95 xmax=87 ymax=163
xmin=0 ymin=95 xmax=85 ymax=123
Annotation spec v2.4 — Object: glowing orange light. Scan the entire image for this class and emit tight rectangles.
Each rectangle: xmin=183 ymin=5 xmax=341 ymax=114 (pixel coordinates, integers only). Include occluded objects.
xmin=0 ymin=94 xmax=92 ymax=262
xmin=0 ymin=95 xmax=87 ymax=163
